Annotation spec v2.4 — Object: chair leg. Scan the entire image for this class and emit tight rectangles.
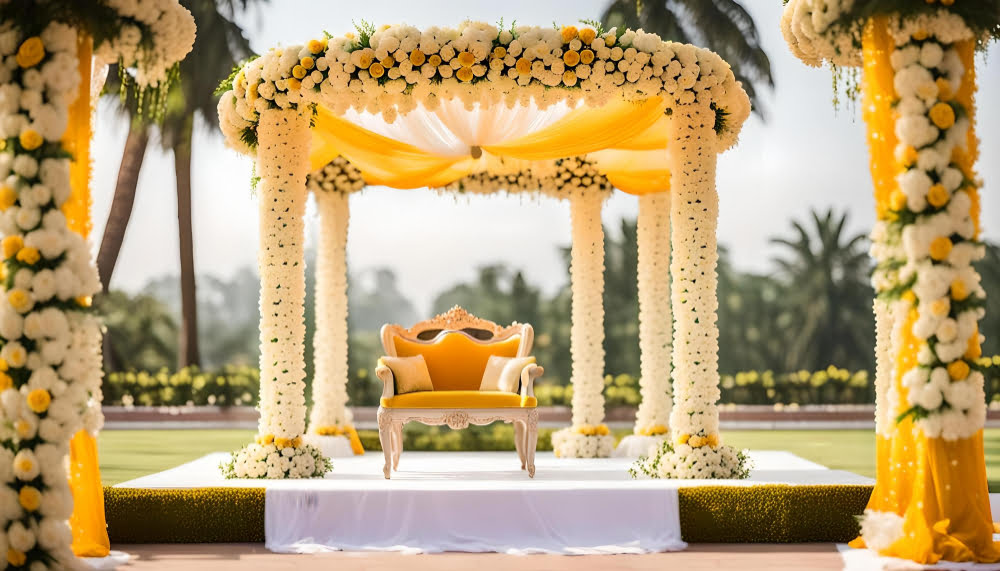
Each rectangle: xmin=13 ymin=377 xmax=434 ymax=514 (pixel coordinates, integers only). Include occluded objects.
xmin=377 ymin=409 xmax=392 ymax=479
xmin=392 ymin=423 xmax=403 ymax=470
xmin=525 ymin=412 xmax=538 ymax=478
xmin=514 ymin=420 xmax=526 ymax=469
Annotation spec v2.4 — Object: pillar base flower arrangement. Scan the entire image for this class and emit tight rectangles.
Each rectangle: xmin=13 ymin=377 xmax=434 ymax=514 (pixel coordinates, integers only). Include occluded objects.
xmin=783 ymin=0 xmax=999 ymax=564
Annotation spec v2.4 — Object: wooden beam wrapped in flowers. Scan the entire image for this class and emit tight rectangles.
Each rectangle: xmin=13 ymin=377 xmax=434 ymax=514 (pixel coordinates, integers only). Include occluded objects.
xmin=0 ymin=0 xmax=196 ymax=568
xmin=215 ymin=20 xmax=751 ymax=478
xmin=782 ymin=0 xmax=999 ymax=565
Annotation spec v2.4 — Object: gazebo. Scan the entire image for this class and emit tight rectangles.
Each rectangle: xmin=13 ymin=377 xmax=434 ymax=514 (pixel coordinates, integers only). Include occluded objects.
xmin=215 ymin=21 xmax=751 ymax=477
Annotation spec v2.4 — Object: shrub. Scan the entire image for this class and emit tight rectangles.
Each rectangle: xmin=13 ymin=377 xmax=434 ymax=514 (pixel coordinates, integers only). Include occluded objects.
xmin=104 ymin=365 xmax=259 ymax=407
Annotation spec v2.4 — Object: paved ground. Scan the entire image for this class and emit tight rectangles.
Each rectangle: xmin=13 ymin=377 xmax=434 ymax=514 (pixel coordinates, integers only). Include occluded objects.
xmin=114 ymin=543 xmax=844 ymax=570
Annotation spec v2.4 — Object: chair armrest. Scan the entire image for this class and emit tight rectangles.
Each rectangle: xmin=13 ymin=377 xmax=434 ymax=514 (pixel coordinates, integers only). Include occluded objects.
xmin=375 ymin=360 xmax=395 ymax=400
xmin=519 ymin=363 xmax=543 ymax=399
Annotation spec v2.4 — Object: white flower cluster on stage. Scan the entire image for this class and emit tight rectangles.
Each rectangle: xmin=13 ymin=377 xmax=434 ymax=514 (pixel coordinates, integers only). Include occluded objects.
xmin=874 ymin=19 xmax=986 ymax=440
xmin=0 ymin=22 xmax=104 ymax=569
xmin=217 ymin=21 xmax=750 ymax=155
xmin=630 ymin=440 xmax=751 ymax=480
xmin=95 ymin=0 xmax=197 ymax=88
xmin=221 ymin=440 xmax=331 ymax=479
xmin=633 ymin=192 xmax=672 ymax=436
xmin=552 ymin=190 xmax=613 ymax=458
xmin=306 ymin=156 xmax=365 ymax=195
xmin=441 ymin=156 xmax=614 ymax=200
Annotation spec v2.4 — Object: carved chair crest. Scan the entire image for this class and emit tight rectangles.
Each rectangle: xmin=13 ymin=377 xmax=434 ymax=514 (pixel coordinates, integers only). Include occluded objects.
xmin=380 ymin=305 xmax=533 ymax=356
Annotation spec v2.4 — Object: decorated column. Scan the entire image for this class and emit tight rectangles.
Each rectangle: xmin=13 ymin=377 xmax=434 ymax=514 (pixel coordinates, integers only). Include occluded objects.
xmin=305 ymin=158 xmax=365 ymax=456
xmin=551 ymin=191 xmax=614 ymax=458
xmin=221 ymin=109 xmax=329 ymax=479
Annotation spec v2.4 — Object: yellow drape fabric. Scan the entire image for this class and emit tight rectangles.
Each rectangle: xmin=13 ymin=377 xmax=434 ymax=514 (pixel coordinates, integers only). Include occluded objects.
xmin=852 ymin=18 xmax=999 ymax=564
xmin=62 ymin=31 xmax=111 ymax=559
xmin=590 ymin=149 xmax=670 ymax=195
xmin=309 ymin=98 xmax=669 ymax=194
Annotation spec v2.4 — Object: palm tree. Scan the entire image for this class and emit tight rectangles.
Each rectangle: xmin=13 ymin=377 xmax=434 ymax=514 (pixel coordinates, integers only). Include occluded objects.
xmin=98 ymin=0 xmax=264 ymax=368
xmin=771 ymin=209 xmax=875 ymax=372
xmin=600 ymin=0 xmax=774 ymax=115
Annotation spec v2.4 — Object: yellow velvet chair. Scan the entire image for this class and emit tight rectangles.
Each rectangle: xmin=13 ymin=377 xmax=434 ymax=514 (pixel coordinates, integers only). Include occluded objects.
xmin=375 ymin=306 xmax=543 ymax=478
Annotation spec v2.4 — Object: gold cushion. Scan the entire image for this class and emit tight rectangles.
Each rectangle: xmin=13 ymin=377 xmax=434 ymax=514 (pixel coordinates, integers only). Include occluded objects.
xmin=392 ymin=332 xmax=522 ymax=391
xmin=480 ymin=356 xmax=536 ymax=393
xmin=380 ymin=355 xmax=433 ymax=394
xmin=381 ymin=390 xmax=537 ymax=409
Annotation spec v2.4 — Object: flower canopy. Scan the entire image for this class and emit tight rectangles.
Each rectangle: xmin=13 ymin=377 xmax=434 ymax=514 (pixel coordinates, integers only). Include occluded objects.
xmin=218 ymin=21 xmax=750 ymax=195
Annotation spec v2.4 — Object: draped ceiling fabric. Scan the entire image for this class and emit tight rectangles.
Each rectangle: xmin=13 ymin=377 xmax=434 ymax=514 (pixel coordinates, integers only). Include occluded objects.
xmin=308 ymin=96 xmax=672 ymax=195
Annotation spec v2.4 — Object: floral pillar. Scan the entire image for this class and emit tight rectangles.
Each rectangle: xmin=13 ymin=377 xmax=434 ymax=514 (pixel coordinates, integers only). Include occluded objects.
xmin=551 ymin=191 xmax=614 ymax=458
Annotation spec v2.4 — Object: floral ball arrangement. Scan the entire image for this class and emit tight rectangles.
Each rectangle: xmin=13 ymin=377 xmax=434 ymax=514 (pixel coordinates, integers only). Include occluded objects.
xmin=630 ymin=440 xmax=751 ymax=480
xmin=221 ymin=436 xmax=331 ymax=479
xmin=442 ymin=156 xmax=614 ymax=199
xmin=306 ymin=156 xmax=365 ymax=194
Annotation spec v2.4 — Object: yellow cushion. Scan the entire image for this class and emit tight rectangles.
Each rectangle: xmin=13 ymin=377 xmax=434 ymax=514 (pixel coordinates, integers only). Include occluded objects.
xmin=381 ymin=390 xmax=537 ymax=409
xmin=392 ymin=332 xmax=522 ymax=391
xmin=380 ymin=355 xmax=433 ymax=395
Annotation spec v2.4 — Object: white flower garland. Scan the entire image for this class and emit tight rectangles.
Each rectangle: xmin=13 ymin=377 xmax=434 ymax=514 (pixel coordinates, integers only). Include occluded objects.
xmin=218 ymin=22 xmax=750 ymax=156
xmin=94 ymin=0 xmax=197 ymax=88
xmin=441 ymin=156 xmax=614 ymax=200
xmin=0 ymin=21 xmax=104 ymax=569
xmin=633 ymin=191 xmax=672 ymax=436
xmin=225 ymin=108 xmax=328 ymax=479
xmin=551 ymin=190 xmax=613 ymax=458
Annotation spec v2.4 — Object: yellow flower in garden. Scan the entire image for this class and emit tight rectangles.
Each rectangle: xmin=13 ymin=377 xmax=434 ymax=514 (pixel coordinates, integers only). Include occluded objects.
xmin=455 ymin=67 xmax=474 ymax=82
xmin=8 ymin=288 xmax=32 ymax=313
xmin=2 ymin=235 xmax=23 ymax=259
xmin=579 ymin=28 xmax=597 ymax=45
xmin=409 ymin=49 xmax=426 ymax=66
xmin=927 ymin=183 xmax=950 ymax=208
xmin=563 ymin=50 xmax=580 ymax=67
xmin=300 ymin=56 xmax=315 ymax=70
xmin=15 ymin=246 xmax=39 ymax=265
xmin=16 ymin=37 xmax=45 ymax=68
xmin=18 ymin=486 xmax=41 ymax=511
xmin=562 ymin=70 xmax=577 ymax=86
xmin=27 ymin=389 xmax=51 ymax=413
xmin=308 ymin=39 xmax=325 ymax=54
xmin=291 ymin=65 xmax=307 ymax=79
xmin=929 ymin=102 xmax=956 ymax=129
xmin=428 ymin=54 xmax=442 ymax=67
xmin=368 ymin=63 xmax=385 ymax=78
xmin=947 ymin=360 xmax=970 ymax=381
xmin=7 ymin=549 xmax=26 ymax=567
xmin=515 ymin=57 xmax=531 ymax=75
xmin=0 ymin=184 xmax=15 ymax=211
xmin=580 ymin=49 xmax=595 ymax=65
xmin=18 ymin=129 xmax=43 ymax=151
xmin=380 ymin=56 xmax=395 ymax=68
xmin=889 ymin=189 xmax=907 ymax=211
xmin=929 ymin=298 xmax=950 ymax=317
xmin=950 ymin=279 xmax=969 ymax=301
xmin=930 ymin=236 xmax=953 ymax=261
xmin=560 ymin=26 xmax=578 ymax=43
xmin=0 ymin=372 xmax=11 ymax=391
xmin=492 ymin=46 xmax=507 ymax=59
xmin=936 ymin=77 xmax=953 ymax=100
xmin=457 ymin=51 xmax=476 ymax=67
xmin=286 ymin=78 xmax=301 ymax=91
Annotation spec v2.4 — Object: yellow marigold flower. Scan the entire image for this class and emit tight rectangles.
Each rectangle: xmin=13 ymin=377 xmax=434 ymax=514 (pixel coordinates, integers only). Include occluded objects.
xmin=291 ymin=436 xmax=302 ymax=447
xmin=275 ymin=437 xmax=292 ymax=448
xmin=0 ymin=372 xmax=11 ymax=391
xmin=561 ymin=70 xmax=577 ymax=86
xmin=455 ymin=66 xmax=474 ymax=82
xmin=15 ymin=246 xmax=39 ymax=265
xmin=929 ymin=102 xmax=956 ymax=129
xmin=947 ymin=360 xmax=970 ymax=381
xmin=357 ymin=52 xmax=373 ymax=69
xmin=929 ymin=298 xmax=950 ymax=317
xmin=676 ymin=433 xmax=690 ymax=445
xmin=927 ymin=183 xmax=950 ymax=208
xmin=706 ymin=434 xmax=719 ymax=447
xmin=597 ymin=424 xmax=609 ymax=436
xmin=560 ymin=26 xmax=578 ymax=43
xmin=0 ymin=184 xmax=16 ymax=211
xmin=368 ymin=62 xmax=385 ymax=78
xmin=951 ymin=279 xmax=969 ymax=301
xmin=689 ymin=435 xmax=706 ymax=448
xmin=929 ymin=236 xmax=953 ymax=261
xmin=291 ymin=65 xmax=307 ymax=79
xmin=492 ymin=46 xmax=507 ymax=59
xmin=579 ymin=28 xmax=597 ymax=44
xmin=427 ymin=54 xmax=442 ymax=67
xmin=380 ymin=56 xmax=395 ymax=68
xmin=965 ymin=334 xmax=982 ymax=360
xmin=563 ymin=50 xmax=580 ymax=67
xmin=27 ymin=388 xmax=51 ymax=413
xmin=300 ymin=56 xmax=315 ymax=70
xmin=515 ymin=57 xmax=531 ymax=75
xmin=580 ymin=49 xmax=595 ymax=65
xmin=409 ymin=49 xmax=426 ymax=66
xmin=76 ymin=295 xmax=93 ymax=307
xmin=18 ymin=486 xmax=41 ymax=511
xmin=255 ymin=433 xmax=274 ymax=445
xmin=16 ymin=37 xmax=44 ymax=68
xmin=604 ymin=33 xmax=617 ymax=47
xmin=457 ymin=51 xmax=476 ymax=67
xmin=889 ymin=189 xmax=907 ymax=211
xmin=18 ymin=129 xmax=43 ymax=151
xmin=286 ymin=77 xmax=301 ymax=91
xmin=8 ymin=288 xmax=31 ymax=314
xmin=308 ymin=39 xmax=325 ymax=54
xmin=7 ymin=549 xmax=26 ymax=567
xmin=935 ymin=77 xmax=952 ymax=100
xmin=2 ymin=235 xmax=23 ymax=259
xmin=247 ymin=82 xmax=259 ymax=102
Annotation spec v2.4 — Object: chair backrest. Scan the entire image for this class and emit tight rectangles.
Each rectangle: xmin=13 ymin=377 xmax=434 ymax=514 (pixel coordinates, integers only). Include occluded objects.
xmin=380 ymin=306 xmax=534 ymax=391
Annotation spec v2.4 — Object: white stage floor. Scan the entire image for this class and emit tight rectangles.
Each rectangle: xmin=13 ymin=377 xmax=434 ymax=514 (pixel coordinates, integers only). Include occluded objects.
xmin=118 ymin=451 xmax=871 ymax=555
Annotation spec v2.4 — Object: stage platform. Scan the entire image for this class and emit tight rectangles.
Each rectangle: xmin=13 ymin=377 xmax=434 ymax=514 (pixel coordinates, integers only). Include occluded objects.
xmin=109 ymin=451 xmax=873 ymax=554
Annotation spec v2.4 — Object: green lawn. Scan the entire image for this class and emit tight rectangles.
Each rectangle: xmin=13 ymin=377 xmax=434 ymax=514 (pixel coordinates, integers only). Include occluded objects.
xmin=97 ymin=428 xmax=1000 ymax=489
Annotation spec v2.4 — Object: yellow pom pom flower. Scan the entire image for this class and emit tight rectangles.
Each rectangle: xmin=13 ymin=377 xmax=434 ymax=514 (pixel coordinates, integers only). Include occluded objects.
xmin=18 ymin=129 xmax=43 ymax=151
xmin=8 ymin=288 xmax=32 ymax=314
xmin=18 ymin=486 xmax=41 ymax=511
xmin=0 ymin=184 xmax=16 ymax=211
xmin=274 ymin=437 xmax=292 ymax=448
xmin=935 ymin=77 xmax=953 ymax=100
xmin=7 ymin=549 xmax=27 ymax=567
xmin=0 ymin=372 xmax=11 ymax=391
xmin=456 ymin=51 xmax=476 ymax=67
xmin=291 ymin=64 xmax=306 ymax=79
xmin=603 ymin=33 xmax=617 ymax=46
xmin=300 ymin=56 xmax=314 ymax=70
xmin=515 ymin=57 xmax=531 ymax=75
xmin=947 ymin=360 xmax=970 ymax=381
xmin=889 ymin=189 xmax=907 ymax=211
xmin=950 ymin=279 xmax=969 ymax=301
xmin=579 ymin=28 xmax=597 ymax=45
xmin=929 ymin=298 xmax=950 ymax=317
xmin=563 ymin=50 xmax=580 ymax=67
xmin=15 ymin=246 xmax=39 ymax=265
xmin=368 ymin=62 xmax=385 ymax=79
xmin=285 ymin=77 xmax=301 ymax=91
xmin=562 ymin=70 xmax=577 ymax=86
xmin=255 ymin=433 xmax=275 ymax=445
xmin=380 ymin=56 xmax=395 ymax=69
xmin=492 ymin=46 xmax=507 ymax=59
xmin=76 ymin=295 xmax=93 ymax=308
xmin=929 ymin=236 xmax=953 ymax=261
xmin=965 ymin=334 xmax=982 ymax=360
xmin=580 ymin=49 xmax=595 ymax=65
xmin=929 ymin=102 xmax=956 ymax=130
xmin=927 ymin=183 xmax=950 ymax=208
xmin=409 ymin=49 xmax=426 ymax=66
xmin=308 ymin=39 xmax=325 ymax=54
xmin=901 ymin=145 xmax=918 ymax=167
xmin=676 ymin=433 xmax=690 ymax=445
xmin=2 ymin=235 xmax=24 ymax=259
xmin=27 ymin=388 xmax=51 ymax=413
xmin=16 ymin=37 xmax=45 ymax=68
xmin=560 ymin=26 xmax=578 ymax=43
xmin=427 ymin=54 xmax=442 ymax=67
xmin=455 ymin=66 xmax=473 ymax=82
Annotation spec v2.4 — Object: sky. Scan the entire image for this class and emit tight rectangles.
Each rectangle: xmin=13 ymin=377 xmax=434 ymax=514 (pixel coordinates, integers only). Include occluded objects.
xmin=88 ymin=0 xmax=1000 ymax=316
